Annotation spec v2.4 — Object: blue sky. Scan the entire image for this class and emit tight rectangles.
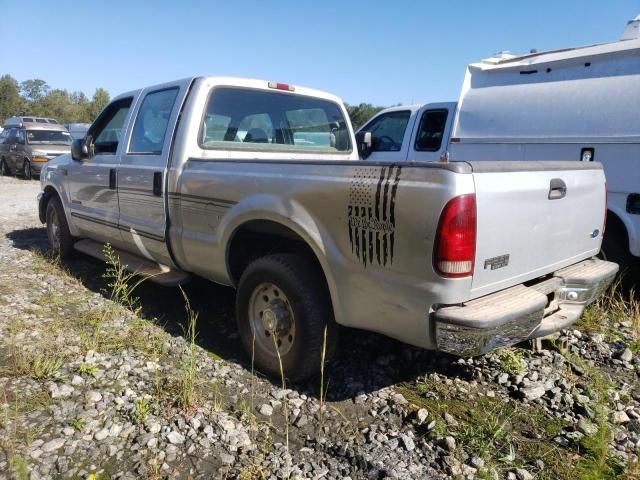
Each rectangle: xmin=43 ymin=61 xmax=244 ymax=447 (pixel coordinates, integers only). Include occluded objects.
xmin=0 ymin=1 xmax=637 ymax=106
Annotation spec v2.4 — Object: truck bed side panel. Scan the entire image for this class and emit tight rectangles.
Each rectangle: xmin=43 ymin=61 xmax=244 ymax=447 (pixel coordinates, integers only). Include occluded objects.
xmin=168 ymin=160 xmax=475 ymax=349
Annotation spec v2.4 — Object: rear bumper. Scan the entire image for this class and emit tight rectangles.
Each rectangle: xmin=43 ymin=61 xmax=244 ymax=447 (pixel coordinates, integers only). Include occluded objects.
xmin=433 ymin=258 xmax=618 ymax=356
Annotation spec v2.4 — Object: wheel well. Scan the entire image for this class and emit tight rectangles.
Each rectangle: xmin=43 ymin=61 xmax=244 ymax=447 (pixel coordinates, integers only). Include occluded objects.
xmin=227 ymin=220 xmax=327 ymax=288
xmin=606 ymin=210 xmax=629 ymax=248
xmin=39 ymin=186 xmax=60 ymax=224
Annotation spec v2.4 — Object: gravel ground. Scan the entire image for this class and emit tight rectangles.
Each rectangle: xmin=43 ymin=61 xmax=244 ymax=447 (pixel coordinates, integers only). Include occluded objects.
xmin=0 ymin=176 xmax=639 ymax=479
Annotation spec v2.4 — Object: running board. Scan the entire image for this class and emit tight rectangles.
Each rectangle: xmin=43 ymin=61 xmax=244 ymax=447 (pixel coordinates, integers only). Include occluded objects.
xmin=73 ymin=239 xmax=190 ymax=287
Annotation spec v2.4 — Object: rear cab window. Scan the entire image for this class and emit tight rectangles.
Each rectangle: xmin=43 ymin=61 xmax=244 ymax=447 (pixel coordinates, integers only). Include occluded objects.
xmin=199 ymin=87 xmax=351 ymax=153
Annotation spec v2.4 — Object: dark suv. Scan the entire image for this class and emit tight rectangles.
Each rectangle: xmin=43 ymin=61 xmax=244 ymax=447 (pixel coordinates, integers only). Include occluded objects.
xmin=0 ymin=116 xmax=72 ymax=179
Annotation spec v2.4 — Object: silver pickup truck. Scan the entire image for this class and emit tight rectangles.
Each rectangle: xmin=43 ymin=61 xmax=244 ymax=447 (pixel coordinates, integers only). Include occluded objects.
xmin=38 ymin=76 xmax=617 ymax=380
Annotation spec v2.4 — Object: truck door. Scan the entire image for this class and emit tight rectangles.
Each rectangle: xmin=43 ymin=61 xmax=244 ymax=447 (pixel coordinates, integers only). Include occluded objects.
xmin=117 ymin=79 xmax=191 ymax=267
xmin=409 ymin=103 xmax=455 ymax=162
xmin=67 ymin=97 xmax=134 ymax=245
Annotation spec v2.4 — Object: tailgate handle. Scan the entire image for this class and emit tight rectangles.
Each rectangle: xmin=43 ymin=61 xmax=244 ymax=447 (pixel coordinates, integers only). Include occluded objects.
xmin=548 ymin=178 xmax=566 ymax=200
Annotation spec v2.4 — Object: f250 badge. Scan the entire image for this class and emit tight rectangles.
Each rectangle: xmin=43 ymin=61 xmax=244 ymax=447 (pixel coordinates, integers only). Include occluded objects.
xmin=347 ymin=165 xmax=402 ymax=267
xmin=484 ymin=254 xmax=510 ymax=270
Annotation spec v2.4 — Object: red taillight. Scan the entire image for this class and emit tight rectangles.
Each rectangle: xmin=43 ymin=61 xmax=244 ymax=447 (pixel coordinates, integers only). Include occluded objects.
xmin=268 ymin=81 xmax=295 ymax=92
xmin=434 ymin=194 xmax=477 ymax=278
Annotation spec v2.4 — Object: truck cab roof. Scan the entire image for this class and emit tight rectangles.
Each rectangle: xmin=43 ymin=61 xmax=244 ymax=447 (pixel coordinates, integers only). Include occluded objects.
xmin=111 ymin=76 xmax=346 ymax=106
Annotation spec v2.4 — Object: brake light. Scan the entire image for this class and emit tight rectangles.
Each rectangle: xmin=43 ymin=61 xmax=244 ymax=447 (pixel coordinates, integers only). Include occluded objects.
xmin=268 ymin=81 xmax=295 ymax=92
xmin=434 ymin=194 xmax=477 ymax=278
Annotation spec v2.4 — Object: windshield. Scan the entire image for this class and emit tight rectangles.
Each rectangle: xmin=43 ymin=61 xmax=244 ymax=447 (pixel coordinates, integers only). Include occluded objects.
xmin=26 ymin=130 xmax=72 ymax=145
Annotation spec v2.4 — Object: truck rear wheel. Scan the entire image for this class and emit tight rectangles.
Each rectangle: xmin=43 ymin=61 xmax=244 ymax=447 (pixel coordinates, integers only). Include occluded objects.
xmin=236 ymin=253 xmax=337 ymax=381
xmin=46 ymin=196 xmax=75 ymax=259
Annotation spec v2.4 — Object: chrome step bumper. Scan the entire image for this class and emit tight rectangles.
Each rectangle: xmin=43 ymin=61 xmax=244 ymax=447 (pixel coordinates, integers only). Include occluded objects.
xmin=433 ymin=258 xmax=618 ymax=357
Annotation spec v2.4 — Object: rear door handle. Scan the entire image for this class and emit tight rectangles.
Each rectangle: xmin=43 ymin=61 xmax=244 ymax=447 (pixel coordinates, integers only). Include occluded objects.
xmin=153 ymin=171 xmax=162 ymax=197
xmin=548 ymin=178 xmax=566 ymax=200
xmin=109 ymin=169 xmax=117 ymax=190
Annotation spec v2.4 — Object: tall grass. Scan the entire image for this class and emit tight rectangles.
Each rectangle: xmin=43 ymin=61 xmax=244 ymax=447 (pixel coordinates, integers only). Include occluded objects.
xmin=271 ymin=335 xmax=289 ymax=455
xmin=178 ymin=286 xmax=199 ymax=412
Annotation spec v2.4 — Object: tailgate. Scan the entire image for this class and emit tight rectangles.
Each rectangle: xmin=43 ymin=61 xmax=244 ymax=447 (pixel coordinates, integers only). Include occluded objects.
xmin=470 ymin=161 xmax=606 ymax=299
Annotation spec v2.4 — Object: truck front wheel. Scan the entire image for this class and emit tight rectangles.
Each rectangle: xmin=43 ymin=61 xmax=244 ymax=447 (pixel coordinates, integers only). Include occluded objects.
xmin=236 ymin=253 xmax=337 ymax=381
xmin=46 ymin=196 xmax=75 ymax=259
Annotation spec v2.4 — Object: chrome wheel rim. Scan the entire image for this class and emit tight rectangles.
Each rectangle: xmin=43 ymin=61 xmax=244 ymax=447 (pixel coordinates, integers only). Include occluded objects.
xmin=48 ymin=209 xmax=61 ymax=251
xmin=248 ymin=282 xmax=296 ymax=357
xmin=24 ymin=162 xmax=30 ymax=178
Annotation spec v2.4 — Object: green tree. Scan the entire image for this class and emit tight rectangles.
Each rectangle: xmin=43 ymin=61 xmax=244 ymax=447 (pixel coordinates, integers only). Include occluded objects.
xmin=20 ymin=79 xmax=50 ymax=103
xmin=0 ymin=75 xmax=25 ymax=124
xmin=88 ymin=88 xmax=110 ymax=121
xmin=38 ymin=89 xmax=72 ymax=122
xmin=345 ymin=103 xmax=386 ymax=130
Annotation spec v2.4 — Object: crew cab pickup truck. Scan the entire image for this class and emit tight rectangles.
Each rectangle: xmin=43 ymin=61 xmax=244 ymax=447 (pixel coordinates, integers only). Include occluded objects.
xmin=38 ymin=76 xmax=617 ymax=380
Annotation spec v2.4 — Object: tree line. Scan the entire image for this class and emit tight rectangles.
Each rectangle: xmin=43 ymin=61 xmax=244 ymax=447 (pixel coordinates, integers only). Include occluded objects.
xmin=0 ymin=73 xmax=386 ymax=131
xmin=0 ymin=74 xmax=110 ymax=126
xmin=345 ymin=103 xmax=386 ymax=131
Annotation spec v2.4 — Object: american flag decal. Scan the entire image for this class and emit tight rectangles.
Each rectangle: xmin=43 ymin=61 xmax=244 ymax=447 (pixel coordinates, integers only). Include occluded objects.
xmin=347 ymin=165 xmax=402 ymax=267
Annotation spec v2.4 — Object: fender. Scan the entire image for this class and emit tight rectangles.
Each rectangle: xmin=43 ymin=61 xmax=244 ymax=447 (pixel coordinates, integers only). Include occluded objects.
xmin=40 ymin=165 xmax=80 ymax=238
xmin=219 ymin=193 xmax=345 ymax=324
xmin=608 ymin=201 xmax=638 ymax=256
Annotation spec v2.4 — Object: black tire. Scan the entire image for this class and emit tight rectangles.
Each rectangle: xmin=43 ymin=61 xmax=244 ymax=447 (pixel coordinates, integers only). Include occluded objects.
xmin=0 ymin=158 xmax=9 ymax=176
xmin=601 ymin=230 xmax=633 ymax=272
xmin=23 ymin=160 xmax=32 ymax=180
xmin=236 ymin=253 xmax=338 ymax=381
xmin=46 ymin=196 xmax=75 ymax=259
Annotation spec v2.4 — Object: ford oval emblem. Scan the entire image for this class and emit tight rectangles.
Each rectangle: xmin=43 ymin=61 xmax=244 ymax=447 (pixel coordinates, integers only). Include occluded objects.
xmin=590 ymin=229 xmax=600 ymax=238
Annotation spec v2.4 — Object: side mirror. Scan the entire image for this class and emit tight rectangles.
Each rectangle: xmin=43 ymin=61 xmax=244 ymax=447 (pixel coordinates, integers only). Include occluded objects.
xmin=355 ymin=131 xmax=373 ymax=160
xmin=71 ymin=138 xmax=89 ymax=161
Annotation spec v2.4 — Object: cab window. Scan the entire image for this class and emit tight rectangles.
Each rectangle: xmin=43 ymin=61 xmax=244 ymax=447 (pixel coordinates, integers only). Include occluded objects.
xmin=362 ymin=111 xmax=410 ymax=152
xmin=129 ymin=88 xmax=179 ymax=154
xmin=415 ymin=109 xmax=448 ymax=152
xmin=90 ymin=98 xmax=133 ymax=154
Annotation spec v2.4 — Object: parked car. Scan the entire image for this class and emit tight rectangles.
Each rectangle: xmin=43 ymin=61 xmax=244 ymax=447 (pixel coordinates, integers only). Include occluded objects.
xmin=38 ymin=76 xmax=616 ymax=380
xmin=64 ymin=123 xmax=91 ymax=140
xmin=358 ymin=15 xmax=640 ymax=267
xmin=0 ymin=116 xmax=72 ymax=179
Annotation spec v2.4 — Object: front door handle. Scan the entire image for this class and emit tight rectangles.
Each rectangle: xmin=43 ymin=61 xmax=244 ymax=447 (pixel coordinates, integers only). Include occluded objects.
xmin=109 ymin=169 xmax=117 ymax=190
xmin=153 ymin=171 xmax=162 ymax=197
xmin=548 ymin=178 xmax=567 ymax=200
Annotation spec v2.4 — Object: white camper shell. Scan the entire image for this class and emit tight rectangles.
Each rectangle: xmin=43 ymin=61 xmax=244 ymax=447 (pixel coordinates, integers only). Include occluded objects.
xmin=449 ymin=18 xmax=640 ymax=265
